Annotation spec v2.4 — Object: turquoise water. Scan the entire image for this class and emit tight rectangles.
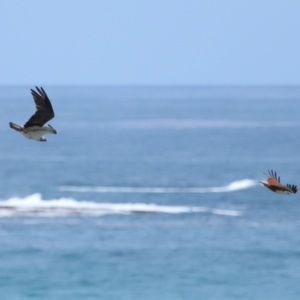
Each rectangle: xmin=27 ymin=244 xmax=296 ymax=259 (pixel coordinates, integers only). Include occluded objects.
xmin=0 ymin=86 xmax=300 ymax=299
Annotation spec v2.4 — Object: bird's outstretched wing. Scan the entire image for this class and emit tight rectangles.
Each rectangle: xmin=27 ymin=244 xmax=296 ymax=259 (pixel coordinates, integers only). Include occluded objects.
xmin=267 ymin=170 xmax=281 ymax=185
xmin=286 ymin=183 xmax=298 ymax=194
xmin=24 ymin=87 xmax=55 ymax=128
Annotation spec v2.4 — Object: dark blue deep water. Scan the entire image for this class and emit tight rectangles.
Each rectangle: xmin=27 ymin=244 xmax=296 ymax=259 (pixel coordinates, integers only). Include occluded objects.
xmin=0 ymin=86 xmax=300 ymax=299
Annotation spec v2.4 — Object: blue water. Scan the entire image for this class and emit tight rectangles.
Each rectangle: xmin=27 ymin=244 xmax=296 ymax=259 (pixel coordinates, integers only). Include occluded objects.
xmin=0 ymin=86 xmax=300 ymax=299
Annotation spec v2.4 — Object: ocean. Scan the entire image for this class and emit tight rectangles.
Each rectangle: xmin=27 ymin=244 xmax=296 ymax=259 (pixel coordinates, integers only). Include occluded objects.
xmin=0 ymin=86 xmax=300 ymax=299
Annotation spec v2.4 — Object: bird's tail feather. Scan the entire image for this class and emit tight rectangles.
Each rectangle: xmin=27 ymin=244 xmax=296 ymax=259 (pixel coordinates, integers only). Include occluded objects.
xmin=9 ymin=122 xmax=23 ymax=132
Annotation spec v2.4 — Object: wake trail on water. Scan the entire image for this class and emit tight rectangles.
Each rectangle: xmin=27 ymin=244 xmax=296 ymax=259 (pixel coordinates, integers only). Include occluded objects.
xmin=0 ymin=194 xmax=241 ymax=217
xmin=59 ymin=179 xmax=258 ymax=194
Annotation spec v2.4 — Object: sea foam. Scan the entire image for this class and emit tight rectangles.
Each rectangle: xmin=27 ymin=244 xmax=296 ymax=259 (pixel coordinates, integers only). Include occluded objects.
xmin=0 ymin=194 xmax=242 ymax=217
xmin=59 ymin=179 xmax=258 ymax=194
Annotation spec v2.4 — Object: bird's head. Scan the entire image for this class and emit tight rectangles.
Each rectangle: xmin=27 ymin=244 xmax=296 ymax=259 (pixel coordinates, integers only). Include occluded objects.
xmin=48 ymin=124 xmax=57 ymax=134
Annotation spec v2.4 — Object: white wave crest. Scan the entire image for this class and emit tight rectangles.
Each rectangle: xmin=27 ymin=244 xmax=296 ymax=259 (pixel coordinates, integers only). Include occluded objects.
xmin=0 ymin=194 xmax=241 ymax=217
xmin=60 ymin=179 xmax=257 ymax=194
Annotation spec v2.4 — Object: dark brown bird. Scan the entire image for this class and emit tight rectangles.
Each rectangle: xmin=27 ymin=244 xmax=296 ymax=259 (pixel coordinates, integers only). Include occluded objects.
xmin=260 ymin=170 xmax=297 ymax=195
xmin=9 ymin=87 xmax=57 ymax=142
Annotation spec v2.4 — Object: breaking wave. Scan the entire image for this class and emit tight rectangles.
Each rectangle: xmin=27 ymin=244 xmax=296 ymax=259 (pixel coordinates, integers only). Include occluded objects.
xmin=0 ymin=194 xmax=241 ymax=217
xmin=60 ymin=179 xmax=257 ymax=194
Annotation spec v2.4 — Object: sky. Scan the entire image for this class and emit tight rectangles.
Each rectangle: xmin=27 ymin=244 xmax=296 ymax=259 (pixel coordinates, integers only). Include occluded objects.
xmin=1 ymin=0 xmax=300 ymax=86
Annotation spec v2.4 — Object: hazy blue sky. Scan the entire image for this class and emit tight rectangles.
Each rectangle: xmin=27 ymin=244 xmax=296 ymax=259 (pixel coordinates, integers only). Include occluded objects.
xmin=1 ymin=1 xmax=300 ymax=85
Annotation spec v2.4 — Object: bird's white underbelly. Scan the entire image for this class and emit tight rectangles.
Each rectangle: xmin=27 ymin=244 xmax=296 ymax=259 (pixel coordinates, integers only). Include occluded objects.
xmin=275 ymin=190 xmax=290 ymax=195
xmin=22 ymin=126 xmax=52 ymax=140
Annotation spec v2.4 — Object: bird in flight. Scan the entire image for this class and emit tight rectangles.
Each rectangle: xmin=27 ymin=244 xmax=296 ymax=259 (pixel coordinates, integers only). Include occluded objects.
xmin=260 ymin=170 xmax=297 ymax=194
xmin=9 ymin=87 xmax=57 ymax=142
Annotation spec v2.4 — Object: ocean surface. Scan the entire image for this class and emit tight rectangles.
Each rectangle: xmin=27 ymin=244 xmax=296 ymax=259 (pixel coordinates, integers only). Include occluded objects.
xmin=0 ymin=86 xmax=300 ymax=299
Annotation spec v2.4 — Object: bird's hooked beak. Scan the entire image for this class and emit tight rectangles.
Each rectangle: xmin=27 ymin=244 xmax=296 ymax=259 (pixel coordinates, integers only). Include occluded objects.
xmin=48 ymin=124 xmax=57 ymax=134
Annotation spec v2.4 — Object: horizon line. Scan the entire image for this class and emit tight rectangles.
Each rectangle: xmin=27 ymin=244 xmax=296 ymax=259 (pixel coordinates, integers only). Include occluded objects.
xmin=1 ymin=84 xmax=300 ymax=88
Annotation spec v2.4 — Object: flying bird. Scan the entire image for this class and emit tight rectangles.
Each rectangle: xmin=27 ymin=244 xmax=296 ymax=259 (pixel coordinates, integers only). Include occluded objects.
xmin=260 ymin=170 xmax=297 ymax=195
xmin=9 ymin=87 xmax=57 ymax=142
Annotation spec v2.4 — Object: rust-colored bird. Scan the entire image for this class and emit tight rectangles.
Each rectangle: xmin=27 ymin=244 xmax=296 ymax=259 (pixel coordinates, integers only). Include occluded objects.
xmin=260 ymin=170 xmax=297 ymax=195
